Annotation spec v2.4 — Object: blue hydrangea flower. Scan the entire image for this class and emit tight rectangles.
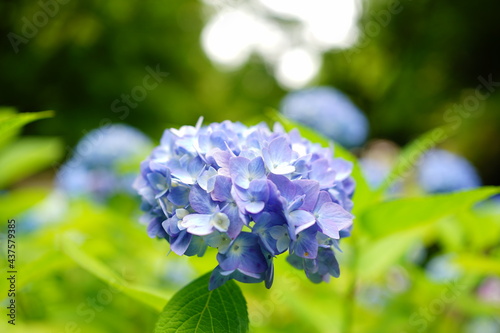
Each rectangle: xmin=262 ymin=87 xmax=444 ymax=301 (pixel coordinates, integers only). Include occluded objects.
xmin=359 ymin=141 xmax=401 ymax=194
xmin=417 ymin=149 xmax=481 ymax=194
xmin=280 ymin=87 xmax=369 ymax=148
xmin=425 ymin=254 xmax=462 ymax=282
xmin=360 ymin=157 xmax=392 ymax=189
xmin=57 ymin=124 xmax=152 ymax=201
xmin=134 ymin=119 xmax=355 ymax=289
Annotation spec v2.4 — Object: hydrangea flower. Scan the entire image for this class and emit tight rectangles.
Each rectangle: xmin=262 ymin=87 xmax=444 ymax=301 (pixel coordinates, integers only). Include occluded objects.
xmin=359 ymin=140 xmax=401 ymax=193
xmin=425 ymin=254 xmax=462 ymax=282
xmin=134 ymin=119 xmax=355 ymax=289
xmin=477 ymin=277 xmax=500 ymax=304
xmin=280 ymin=87 xmax=369 ymax=148
xmin=360 ymin=157 xmax=392 ymax=189
xmin=417 ymin=149 xmax=481 ymax=194
xmin=57 ymin=124 xmax=152 ymax=201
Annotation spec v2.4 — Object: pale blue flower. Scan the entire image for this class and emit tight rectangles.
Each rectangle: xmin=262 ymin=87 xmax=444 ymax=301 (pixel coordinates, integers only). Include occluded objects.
xmin=418 ymin=149 xmax=481 ymax=194
xmin=281 ymin=87 xmax=369 ymax=148
xmin=58 ymin=124 xmax=152 ymax=201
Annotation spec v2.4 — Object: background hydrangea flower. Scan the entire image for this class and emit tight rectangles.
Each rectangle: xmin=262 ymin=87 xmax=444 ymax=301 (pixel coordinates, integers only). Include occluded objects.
xmin=280 ymin=86 xmax=369 ymax=148
xmin=477 ymin=277 xmax=500 ymax=304
xmin=134 ymin=119 xmax=355 ymax=289
xmin=57 ymin=124 xmax=152 ymax=201
xmin=359 ymin=140 xmax=401 ymax=194
xmin=425 ymin=253 xmax=462 ymax=282
xmin=360 ymin=157 xmax=391 ymax=189
xmin=417 ymin=149 xmax=481 ymax=194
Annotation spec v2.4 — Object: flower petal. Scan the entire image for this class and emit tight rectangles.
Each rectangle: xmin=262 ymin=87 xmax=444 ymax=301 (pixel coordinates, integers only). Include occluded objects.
xmin=291 ymin=227 xmax=318 ymax=259
xmin=288 ymin=210 xmax=316 ymax=234
xmin=245 ymin=201 xmax=265 ymax=214
xmin=248 ymin=156 xmax=266 ymax=179
xmin=211 ymin=175 xmax=233 ymax=202
xmin=170 ymin=231 xmax=192 ymax=255
xmin=265 ymin=137 xmax=292 ymax=166
xmin=189 ymin=185 xmax=217 ymax=214
xmin=229 ymin=156 xmax=251 ymax=189
xmin=317 ymin=202 xmax=353 ymax=239
xmin=181 ymin=214 xmax=214 ymax=236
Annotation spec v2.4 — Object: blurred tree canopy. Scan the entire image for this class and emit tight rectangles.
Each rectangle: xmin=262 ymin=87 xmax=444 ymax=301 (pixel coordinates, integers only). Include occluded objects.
xmin=0 ymin=0 xmax=499 ymax=184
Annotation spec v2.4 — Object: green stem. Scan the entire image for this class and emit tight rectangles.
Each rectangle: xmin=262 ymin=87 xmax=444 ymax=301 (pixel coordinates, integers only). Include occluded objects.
xmin=342 ymin=240 xmax=358 ymax=333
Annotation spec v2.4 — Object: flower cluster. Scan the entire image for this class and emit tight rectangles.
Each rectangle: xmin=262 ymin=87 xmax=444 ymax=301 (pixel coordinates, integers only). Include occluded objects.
xmin=58 ymin=124 xmax=152 ymax=201
xmin=280 ymin=86 xmax=369 ymax=148
xmin=134 ymin=120 xmax=355 ymax=289
xmin=417 ymin=149 xmax=481 ymax=194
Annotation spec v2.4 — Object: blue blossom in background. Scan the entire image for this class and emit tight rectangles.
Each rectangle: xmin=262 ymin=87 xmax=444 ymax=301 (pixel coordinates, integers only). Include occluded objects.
xmin=57 ymin=124 xmax=152 ymax=201
xmin=359 ymin=140 xmax=401 ymax=194
xmin=466 ymin=317 xmax=500 ymax=333
xmin=417 ymin=149 xmax=481 ymax=194
xmin=18 ymin=190 xmax=68 ymax=232
xmin=280 ymin=86 xmax=369 ymax=148
xmin=360 ymin=157 xmax=392 ymax=189
xmin=425 ymin=254 xmax=462 ymax=282
xmin=134 ymin=119 xmax=355 ymax=289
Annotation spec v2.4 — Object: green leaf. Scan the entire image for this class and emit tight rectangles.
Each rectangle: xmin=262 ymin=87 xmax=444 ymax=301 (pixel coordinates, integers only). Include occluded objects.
xmin=436 ymin=217 xmax=465 ymax=252
xmin=61 ymin=235 xmax=170 ymax=312
xmin=357 ymin=224 xmax=433 ymax=279
xmin=457 ymin=209 xmax=500 ymax=250
xmin=0 ymin=187 xmax=50 ymax=218
xmin=0 ymin=137 xmax=63 ymax=188
xmin=0 ymin=110 xmax=54 ymax=149
xmin=360 ymin=186 xmax=500 ymax=238
xmin=17 ymin=250 xmax=72 ymax=290
xmin=0 ymin=107 xmax=17 ymax=120
xmin=155 ymin=272 xmax=249 ymax=333
xmin=376 ymin=126 xmax=452 ymax=194
xmin=454 ymin=254 xmax=500 ymax=275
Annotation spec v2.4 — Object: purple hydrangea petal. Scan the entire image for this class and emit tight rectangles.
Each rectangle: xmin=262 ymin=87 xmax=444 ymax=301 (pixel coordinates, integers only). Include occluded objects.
xmin=170 ymin=231 xmax=192 ymax=256
xmin=147 ymin=216 xmax=167 ymax=238
xmin=316 ymin=202 xmax=353 ymax=239
xmin=263 ymin=137 xmax=296 ymax=175
xmin=221 ymin=203 xmax=244 ymax=240
xmin=288 ymin=209 xmax=316 ymax=234
xmin=211 ymin=175 xmax=232 ymax=202
xmin=167 ymin=184 xmax=190 ymax=207
xmin=269 ymin=225 xmax=291 ymax=253
xmin=310 ymin=159 xmax=336 ymax=188
xmin=247 ymin=179 xmax=270 ymax=203
xmin=189 ymin=185 xmax=217 ymax=214
xmin=291 ymin=227 xmax=319 ymax=259
xmin=230 ymin=156 xmax=252 ymax=189
xmin=217 ymin=233 xmax=267 ymax=274
xmin=331 ymin=159 xmax=353 ymax=181
xmin=248 ymin=157 xmax=266 ymax=179
xmin=268 ymin=174 xmax=297 ymax=202
xmin=209 ymin=266 xmax=233 ymax=290
xmin=294 ymin=180 xmax=320 ymax=211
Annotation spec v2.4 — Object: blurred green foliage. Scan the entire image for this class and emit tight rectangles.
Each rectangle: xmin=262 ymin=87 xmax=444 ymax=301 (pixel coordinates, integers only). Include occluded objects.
xmin=1 ymin=0 xmax=499 ymax=183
